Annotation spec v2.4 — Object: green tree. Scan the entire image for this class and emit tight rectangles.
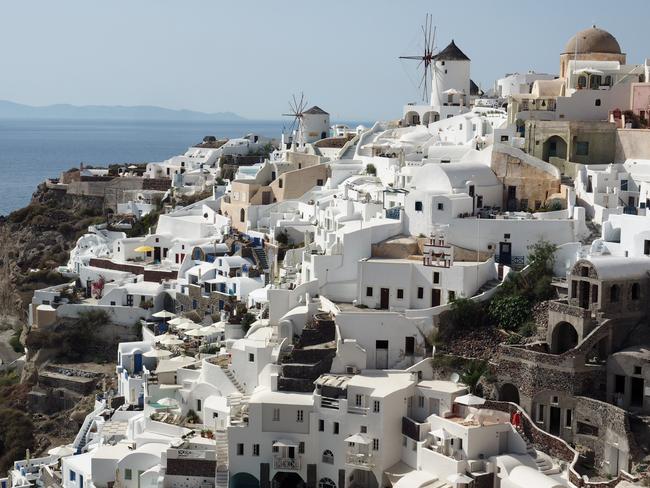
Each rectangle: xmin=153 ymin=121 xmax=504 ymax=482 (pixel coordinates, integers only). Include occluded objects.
xmin=488 ymin=294 xmax=530 ymax=331
xmin=460 ymin=360 xmax=489 ymax=394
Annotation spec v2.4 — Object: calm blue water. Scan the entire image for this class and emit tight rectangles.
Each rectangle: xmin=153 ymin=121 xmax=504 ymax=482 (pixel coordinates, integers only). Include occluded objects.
xmin=0 ymin=119 xmax=287 ymax=216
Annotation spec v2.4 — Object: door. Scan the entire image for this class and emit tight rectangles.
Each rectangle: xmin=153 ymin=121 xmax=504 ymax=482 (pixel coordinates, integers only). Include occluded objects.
xmin=288 ymin=446 xmax=295 ymax=459
xmin=499 ymin=242 xmax=512 ymax=266
xmin=262 ymin=191 xmax=271 ymax=205
xmin=380 ymin=288 xmax=389 ymax=309
xmin=79 ymin=475 xmax=84 ymax=488
xmin=631 ymin=377 xmax=644 ymax=407
xmin=133 ymin=353 xmax=142 ymax=373
xmin=154 ymin=247 xmax=161 ymax=263
xmin=405 ymin=337 xmax=415 ymax=356
xmin=550 ymin=406 xmax=561 ymax=436
xmin=376 ymin=340 xmax=389 ymax=369
xmin=431 ymin=289 xmax=441 ymax=307
xmin=507 ymin=186 xmax=517 ymax=211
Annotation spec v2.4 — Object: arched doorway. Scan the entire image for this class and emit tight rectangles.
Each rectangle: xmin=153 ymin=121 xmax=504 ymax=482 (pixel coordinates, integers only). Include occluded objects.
xmin=231 ymin=472 xmax=260 ymax=488
xmin=422 ymin=111 xmax=440 ymax=125
xmin=551 ymin=321 xmax=579 ymax=354
xmin=272 ymin=472 xmax=305 ymax=488
xmin=404 ymin=111 xmax=420 ymax=126
xmin=499 ymin=383 xmax=520 ymax=404
xmin=319 ymin=478 xmax=336 ymax=488
xmin=542 ymin=136 xmax=567 ymax=162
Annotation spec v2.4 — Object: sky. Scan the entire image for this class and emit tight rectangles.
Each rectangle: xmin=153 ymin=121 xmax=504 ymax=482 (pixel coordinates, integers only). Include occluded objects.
xmin=1 ymin=0 xmax=648 ymax=121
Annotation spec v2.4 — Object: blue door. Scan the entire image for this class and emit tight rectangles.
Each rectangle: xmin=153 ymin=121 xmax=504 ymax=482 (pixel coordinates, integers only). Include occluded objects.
xmin=134 ymin=353 xmax=142 ymax=373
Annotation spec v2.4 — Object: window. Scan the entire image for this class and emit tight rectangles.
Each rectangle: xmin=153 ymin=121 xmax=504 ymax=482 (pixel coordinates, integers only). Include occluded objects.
xmin=610 ymin=284 xmax=620 ymax=302
xmin=373 ymin=400 xmax=380 ymax=413
xmin=397 ymin=289 xmax=404 ymax=299
xmin=500 ymin=135 xmax=509 ymax=142
xmin=437 ymin=203 xmax=444 ymax=211
xmin=319 ymin=419 xmax=324 ymax=431
xmin=565 ymin=409 xmax=572 ymax=428
xmin=240 ymin=208 xmax=245 ymax=223
xmin=632 ymin=283 xmax=640 ymax=300
xmin=237 ymin=443 xmax=244 ymax=456
xmin=355 ymin=394 xmax=363 ymax=406
xmin=70 ymin=471 xmax=76 ymax=482
xmin=192 ymin=299 xmax=198 ymax=310
xmin=319 ymin=478 xmax=336 ymax=488
xmin=273 ymin=408 xmax=280 ymax=421
xmin=360 ymin=425 xmax=367 ymax=433
xmin=366 ymin=287 xmax=373 ymax=297
xmin=645 ymin=240 xmax=650 ymax=256
xmin=418 ymin=396 xmax=425 ymax=408
xmin=595 ymin=99 xmax=601 ymax=106
xmin=124 ymin=469 xmax=132 ymax=481
xmin=317 ymin=179 xmax=324 ymax=186
xmin=373 ymin=439 xmax=380 ymax=450
xmin=476 ymin=195 xmax=483 ymax=208
xmin=322 ymin=450 xmax=334 ymax=465
xmin=634 ymin=366 xmax=642 ymax=375
xmin=448 ymin=291 xmax=456 ymax=301
xmin=551 ymin=396 xmax=559 ymax=405
xmin=299 ymin=442 xmax=305 ymax=454
xmin=621 ymin=179 xmax=628 ymax=191
xmin=249 ymin=353 xmax=255 ymax=362
xmin=278 ymin=179 xmax=283 ymax=188
xmin=417 ymin=287 xmax=424 ymax=299
xmin=296 ymin=410 xmax=304 ymax=422
xmin=333 ymin=422 xmax=339 ymax=434
xmin=272 ymin=442 xmax=279 ymax=453
xmin=126 ymin=294 xmax=133 ymax=306
xmin=537 ymin=404 xmax=545 ymax=423
xmin=433 ymin=272 xmax=440 ymax=284
xmin=253 ymin=444 xmax=259 ymax=456
xmin=415 ymin=201 xmax=423 ymax=212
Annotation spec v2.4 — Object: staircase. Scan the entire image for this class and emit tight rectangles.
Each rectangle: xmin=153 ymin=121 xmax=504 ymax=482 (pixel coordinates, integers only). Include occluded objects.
xmin=72 ymin=400 xmax=106 ymax=454
xmin=524 ymin=438 xmax=561 ymax=475
xmin=220 ymin=363 xmax=246 ymax=395
xmin=215 ymin=429 xmax=229 ymax=488
xmin=252 ymin=247 xmax=269 ymax=270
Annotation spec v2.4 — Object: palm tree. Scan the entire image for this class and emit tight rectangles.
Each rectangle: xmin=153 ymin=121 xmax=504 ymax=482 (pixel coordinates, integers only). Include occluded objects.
xmin=460 ymin=360 xmax=488 ymax=394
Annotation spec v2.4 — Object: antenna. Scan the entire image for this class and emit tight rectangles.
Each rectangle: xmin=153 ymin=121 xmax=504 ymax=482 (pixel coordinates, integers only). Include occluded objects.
xmin=282 ymin=93 xmax=309 ymax=148
xmin=399 ymin=14 xmax=438 ymax=102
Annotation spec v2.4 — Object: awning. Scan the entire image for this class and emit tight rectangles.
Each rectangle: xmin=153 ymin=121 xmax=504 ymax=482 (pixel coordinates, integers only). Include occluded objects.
xmin=454 ymin=394 xmax=486 ymax=406
xmin=273 ymin=439 xmax=299 ymax=448
xmin=134 ymin=245 xmax=155 ymax=253
xmin=345 ymin=433 xmax=371 ymax=444
xmin=152 ymin=310 xmax=176 ymax=319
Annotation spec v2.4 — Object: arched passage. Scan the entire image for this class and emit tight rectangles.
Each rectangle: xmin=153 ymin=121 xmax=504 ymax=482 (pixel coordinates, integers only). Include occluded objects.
xmin=499 ymin=383 xmax=520 ymax=404
xmin=272 ymin=472 xmax=305 ymax=488
xmin=551 ymin=321 xmax=579 ymax=354
xmin=542 ymin=136 xmax=567 ymax=162
xmin=422 ymin=111 xmax=440 ymax=125
xmin=231 ymin=472 xmax=260 ymax=488
xmin=404 ymin=111 xmax=420 ymax=126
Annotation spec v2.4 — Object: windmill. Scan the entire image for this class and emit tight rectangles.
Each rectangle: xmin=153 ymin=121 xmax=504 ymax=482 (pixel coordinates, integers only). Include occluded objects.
xmin=282 ymin=93 xmax=309 ymax=149
xmin=399 ymin=14 xmax=438 ymax=103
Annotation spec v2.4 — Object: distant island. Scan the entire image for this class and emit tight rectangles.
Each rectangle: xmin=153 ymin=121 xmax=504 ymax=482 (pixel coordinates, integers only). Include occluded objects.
xmin=0 ymin=100 xmax=245 ymax=121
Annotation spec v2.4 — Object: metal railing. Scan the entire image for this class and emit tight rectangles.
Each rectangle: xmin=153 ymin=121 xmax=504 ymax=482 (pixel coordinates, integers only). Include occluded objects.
xmin=273 ymin=456 xmax=301 ymax=470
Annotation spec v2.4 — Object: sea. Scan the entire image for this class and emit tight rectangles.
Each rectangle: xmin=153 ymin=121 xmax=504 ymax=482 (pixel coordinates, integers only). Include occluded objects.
xmin=0 ymin=118 xmax=290 ymax=216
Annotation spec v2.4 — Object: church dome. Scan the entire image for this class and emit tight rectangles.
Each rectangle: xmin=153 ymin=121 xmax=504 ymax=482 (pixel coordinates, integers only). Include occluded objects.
xmin=563 ymin=26 xmax=621 ymax=54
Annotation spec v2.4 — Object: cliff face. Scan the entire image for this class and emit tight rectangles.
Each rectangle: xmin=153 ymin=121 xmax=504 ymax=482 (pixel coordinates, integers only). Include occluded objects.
xmin=0 ymin=183 xmax=105 ymax=322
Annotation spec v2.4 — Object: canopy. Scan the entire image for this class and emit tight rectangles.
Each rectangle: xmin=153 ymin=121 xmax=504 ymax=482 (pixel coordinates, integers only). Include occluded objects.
xmin=143 ymin=349 xmax=173 ymax=359
xmin=176 ymin=321 xmax=200 ymax=331
xmin=152 ymin=310 xmax=176 ymax=319
xmin=168 ymin=317 xmax=189 ymax=326
xmin=447 ymin=473 xmax=473 ymax=485
xmin=345 ymin=433 xmax=371 ymax=444
xmin=134 ymin=245 xmax=155 ymax=253
xmin=454 ymin=394 xmax=486 ymax=406
xmin=160 ymin=337 xmax=184 ymax=346
xmin=186 ymin=328 xmax=210 ymax=337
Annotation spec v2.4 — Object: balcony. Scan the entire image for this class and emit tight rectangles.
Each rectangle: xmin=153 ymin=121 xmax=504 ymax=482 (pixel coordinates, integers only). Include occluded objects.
xmin=347 ymin=405 xmax=369 ymax=415
xmin=274 ymin=456 xmax=301 ymax=470
xmin=345 ymin=452 xmax=375 ymax=470
xmin=320 ymin=396 xmax=340 ymax=410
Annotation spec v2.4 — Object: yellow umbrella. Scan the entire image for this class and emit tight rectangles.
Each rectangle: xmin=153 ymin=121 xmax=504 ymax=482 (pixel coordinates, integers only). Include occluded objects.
xmin=134 ymin=245 xmax=154 ymax=253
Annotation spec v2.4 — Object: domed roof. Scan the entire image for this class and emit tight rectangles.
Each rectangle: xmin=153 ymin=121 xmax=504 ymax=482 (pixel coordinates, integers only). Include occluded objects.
xmin=563 ymin=26 xmax=621 ymax=54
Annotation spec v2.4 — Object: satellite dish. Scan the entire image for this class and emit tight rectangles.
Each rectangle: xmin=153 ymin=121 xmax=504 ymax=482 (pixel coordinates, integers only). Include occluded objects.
xmin=450 ymin=372 xmax=460 ymax=384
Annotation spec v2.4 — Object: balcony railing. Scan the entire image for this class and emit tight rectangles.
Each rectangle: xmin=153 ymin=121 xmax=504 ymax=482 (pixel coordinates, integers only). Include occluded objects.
xmin=274 ymin=456 xmax=301 ymax=470
xmin=345 ymin=453 xmax=375 ymax=469
xmin=320 ymin=397 xmax=340 ymax=409
xmin=347 ymin=405 xmax=369 ymax=415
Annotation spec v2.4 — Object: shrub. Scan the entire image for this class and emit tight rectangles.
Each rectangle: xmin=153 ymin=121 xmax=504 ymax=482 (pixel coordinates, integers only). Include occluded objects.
xmin=366 ymin=163 xmax=376 ymax=176
xmin=9 ymin=330 xmax=23 ymax=354
xmin=459 ymin=360 xmax=489 ymax=394
xmin=488 ymin=294 xmax=530 ymax=331
xmin=0 ymin=408 xmax=34 ymax=472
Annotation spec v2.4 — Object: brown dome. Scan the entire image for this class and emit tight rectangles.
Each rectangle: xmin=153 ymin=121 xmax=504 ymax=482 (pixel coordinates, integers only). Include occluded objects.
xmin=563 ymin=26 xmax=621 ymax=54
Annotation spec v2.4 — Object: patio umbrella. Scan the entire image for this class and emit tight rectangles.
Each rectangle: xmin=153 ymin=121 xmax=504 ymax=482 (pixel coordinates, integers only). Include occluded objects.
xmin=447 ymin=473 xmax=473 ymax=485
xmin=143 ymin=349 xmax=173 ymax=359
xmin=454 ymin=394 xmax=486 ymax=406
xmin=48 ymin=445 xmax=75 ymax=457
xmin=430 ymin=428 xmax=451 ymax=441
xmin=176 ymin=321 xmax=200 ymax=331
xmin=152 ymin=310 xmax=176 ymax=319
xmin=160 ymin=336 xmax=184 ymax=346
xmin=186 ymin=328 xmax=210 ymax=337
xmin=168 ymin=317 xmax=189 ymax=326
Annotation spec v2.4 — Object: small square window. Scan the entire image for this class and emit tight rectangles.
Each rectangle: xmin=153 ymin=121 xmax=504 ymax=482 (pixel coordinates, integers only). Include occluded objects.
xmin=437 ymin=203 xmax=444 ymax=211
xmin=500 ymin=135 xmax=509 ymax=142
xmin=634 ymin=366 xmax=642 ymax=375
xmin=319 ymin=419 xmax=324 ymax=431
xmin=433 ymin=272 xmax=440 ymax=284
xmin=237 ymin=443 xmax=244 ymax=456
xmin=576 ymin=141 xmax=589 ymax=156
xmin=360 ymin=425 xmax=367 ymax=433
xmin=417 ymin=287 xmax=424 ymax=299
xmin=415 ymin=201 xmax=423 ymax=212
xmin=366 ymin=287 xmax=373 ymax=297
xmin=595 ymin=99 xmax=601 ymax=106
xmin=333 ymin=422 xmax=339 ymax=434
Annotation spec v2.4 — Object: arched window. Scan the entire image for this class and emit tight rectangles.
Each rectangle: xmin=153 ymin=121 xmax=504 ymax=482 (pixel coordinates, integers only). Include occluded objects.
xmin=610 ymin=284 xmax=620 ymax=303
xmin=240 ymin=208 xmax=245 ymax=223
xmin=632 ymin=283 xmax=640 ymax=300
xmin=319 ymin=478 xmax=336 ymax=488
xmin=322 ymin=450 xmax=334 ymax=464
xmin=604 ymin=75 xmax=612 ymax=86
xmin=278 ymin=178 xmax=283 ymax=189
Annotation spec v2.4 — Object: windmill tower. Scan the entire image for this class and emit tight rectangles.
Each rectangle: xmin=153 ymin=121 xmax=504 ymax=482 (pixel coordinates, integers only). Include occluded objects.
xmin=400 ymin=16 xmax=471 ymax=121
xmin=282 ymin=93 xmax=309 ymax=150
